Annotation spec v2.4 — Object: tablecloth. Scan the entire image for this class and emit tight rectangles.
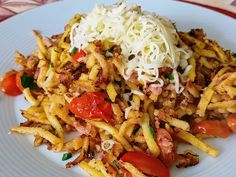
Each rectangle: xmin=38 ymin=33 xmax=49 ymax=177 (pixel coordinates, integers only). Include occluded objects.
xmin=0 ymin=0 xmax=236 ymax=22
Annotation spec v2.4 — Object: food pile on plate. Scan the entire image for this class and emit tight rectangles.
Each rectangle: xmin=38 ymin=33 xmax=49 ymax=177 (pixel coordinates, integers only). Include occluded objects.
xmin=1 ymin=1 xmax=236 ymax=177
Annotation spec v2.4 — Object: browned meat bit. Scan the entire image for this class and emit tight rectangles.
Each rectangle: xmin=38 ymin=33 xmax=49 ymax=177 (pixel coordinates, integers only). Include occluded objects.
xmin=20 ymin=120 xmax=33 ymax=127
xmin=59 ymin=73 xmax=72 ymax=88
xmin=51 ymin=33 xmax=63 ymax=40
xmin=127 ymin=73 xmax=138 ymax=83
xmin=112 ymin=143 xmax=124 ymax=157
xmin=146 ymin=84 xmax=163 ymax=97
xmin=159 ymin=67 xmax=173 ymax=75
xmin=15 ymin=51 xmax=27 ymax=67
xmin=74 ymin=121 xmax=97 ymax=137
xmin=26 ymin=55 xmax=39 ymax=70
xmin=189 ymin=29 xmax=205 ymax=40
xmin=43 ymin=37 xmax=55 ymax=48
xmin=156 ymin=127 xmax=176 ymax=167
xmin=93 ymin=40 xmax=105 ymax=54
xmin=61 ymin=61 xmax=76 ymax=72
xmin=66 ymin=136 xmax=89 ymax=168
xmin=34 ymin=135 xmax=44 ymax=147
xmin=44 ymin=140 xmax=53 ymax=151
xmin=181 ymin=90 xmax=194 ymax=106
xmin=176 ymin=151 xmax=199 ymax=168
xmin=195 ymin=72 xmax=206 ymax=89
xmin=110 ymin=45 xmax=122 ymax=56
xmin=95 ymin=70 xmax=109 ymax=86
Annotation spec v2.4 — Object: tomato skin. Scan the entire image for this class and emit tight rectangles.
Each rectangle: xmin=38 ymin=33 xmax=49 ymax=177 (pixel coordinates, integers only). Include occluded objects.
xmin=1 ymin=73 xmax=22 ymax=96
xmin=73 ymin=49 xmax=86 ymax=62
xmin=125 ymin=172 xmax=133 ymax=177
xmin=193 ymin=120 xmax=232 ymax=138
xmin=69 ymin=92 xmax=113 ymax=122
xmin=226 ymin=114 xmax=236 ymax=132
xmin=121 ymin=151 xmax=170 ymax=177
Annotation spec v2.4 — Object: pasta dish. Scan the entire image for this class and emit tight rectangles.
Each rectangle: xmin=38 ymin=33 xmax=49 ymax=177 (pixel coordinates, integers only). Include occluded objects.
xmin=1 ymin=1 xmax=236 ymax=177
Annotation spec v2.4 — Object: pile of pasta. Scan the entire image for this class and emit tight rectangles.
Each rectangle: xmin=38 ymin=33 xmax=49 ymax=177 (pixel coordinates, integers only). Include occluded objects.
xmin=10 ymin=14 xmax=236 ymax=177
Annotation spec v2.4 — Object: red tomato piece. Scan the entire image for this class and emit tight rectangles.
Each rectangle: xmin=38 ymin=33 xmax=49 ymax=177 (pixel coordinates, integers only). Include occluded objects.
xmin=73 ymin=49 xmax=86 ymax=62
xmin=226 ymin=114 xmax=236 ymax=132
xmin=121 ymin=151 xmax=170 ymax=177
xmin=69 ymin=92 xmax=113 ymax=122
xmin=193 ymin=120 xmax=232 ymax=138
xmin=156 ymin=128 xmax=176 ymax=167
xmin=125 ymin=172 xmax=133 ymax=177
xmin=16 ymin=71 xmax=24 ymax=91
xmin=1 ymin=73 xmax=22 ymax=96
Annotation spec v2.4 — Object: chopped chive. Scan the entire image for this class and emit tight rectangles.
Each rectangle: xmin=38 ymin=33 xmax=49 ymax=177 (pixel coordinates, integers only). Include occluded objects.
xmin=114 ymin=80 xmax=122 ymax=87
xmin=112 ymin=160 xmax=120 ymax=170
xmin=104 ymin=98 xmax=113 ymax=103
xmin=50 ymin=63 xmax=54 ymax=68
xmin=165 ymin=74 xmax=174 ymax=80
xmin=71 ymin=47 xmax=77 ymax=56
xmin=149 ymin=126 xmax=156 ymax=140
xmin=21 ymin=73 xmax=37 ymax=89
xmin=232 ymin=53 xmax=236 ymax=57
xmin=62 ymin=153 xmax=72 ymax=161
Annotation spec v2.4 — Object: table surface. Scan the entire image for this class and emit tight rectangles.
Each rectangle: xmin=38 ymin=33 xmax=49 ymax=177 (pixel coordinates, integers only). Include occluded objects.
xmin=0 ymin=0 xmax=236 ymax=21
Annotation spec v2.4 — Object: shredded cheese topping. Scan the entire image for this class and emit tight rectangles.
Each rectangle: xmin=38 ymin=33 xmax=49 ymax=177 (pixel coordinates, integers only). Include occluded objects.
xmin=70 ymin=1 xmax=192 ymax=93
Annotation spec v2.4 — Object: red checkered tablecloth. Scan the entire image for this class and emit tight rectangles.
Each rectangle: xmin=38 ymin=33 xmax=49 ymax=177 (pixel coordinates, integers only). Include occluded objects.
xmin=0 ymin=0 xmax=236 ymax=22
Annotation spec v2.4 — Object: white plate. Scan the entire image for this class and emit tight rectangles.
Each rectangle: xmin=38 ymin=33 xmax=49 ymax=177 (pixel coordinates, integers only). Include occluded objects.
xmin=0 ymin=0 xmax=236 ymax=177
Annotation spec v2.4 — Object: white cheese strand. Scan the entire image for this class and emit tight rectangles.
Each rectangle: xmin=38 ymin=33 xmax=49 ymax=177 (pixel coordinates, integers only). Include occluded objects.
xmin=70 ymin=1 xmax=192 ymax=93
xmin=173 ymin=69 xmax=184 ymax=94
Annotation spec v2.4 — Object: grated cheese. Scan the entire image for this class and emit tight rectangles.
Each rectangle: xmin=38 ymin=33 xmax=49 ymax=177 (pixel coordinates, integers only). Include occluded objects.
xmin=70 ymin=1 xmax=192 ymax=93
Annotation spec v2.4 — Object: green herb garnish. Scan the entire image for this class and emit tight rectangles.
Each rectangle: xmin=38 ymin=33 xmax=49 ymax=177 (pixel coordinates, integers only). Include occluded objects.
xmin=62 ymin=153 xmax=72 ymax=161
xmin=104 ymin=98 xmax=113 ymax=103
xmin=71 ymin=47 xmax=77 ymax=56
xmin=112 ymin=160 xmax=120 ymax=170
xmin=50 ymin=63 xmax=54 ymax=68
xmin=21 ymin=73 xmax=37 ymax=89
xmin=165 ymin=74 xmax=174 ymax=80
xmin=149 ymin=126 xmax=156 ymax=139
xmin=114 ymin=80 xmax=122 ymax=87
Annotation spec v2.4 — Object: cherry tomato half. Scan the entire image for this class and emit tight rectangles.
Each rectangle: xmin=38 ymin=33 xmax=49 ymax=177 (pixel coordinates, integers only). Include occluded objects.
xmin=1 ymin=73 xmax=22 ymax=96
xmin=193 ymin=120 xmax=232 ymax=138
xmin=15 ymin=70 xmax=32 ymax=91
xmin=69 ymin=92 xmax=113 ymax=122
xmin=121 ymin=151 xmax=170 ymax=177
xmin=73 ymin=49 xmax=86 ymax=62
